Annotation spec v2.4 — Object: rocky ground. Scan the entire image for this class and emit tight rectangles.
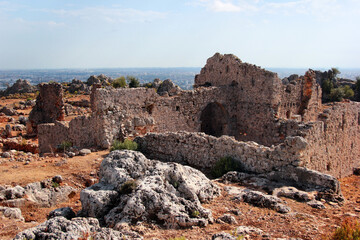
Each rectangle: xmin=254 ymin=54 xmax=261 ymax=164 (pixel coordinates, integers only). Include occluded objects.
xmin=0 ymin=94 xmax=359 ymax=240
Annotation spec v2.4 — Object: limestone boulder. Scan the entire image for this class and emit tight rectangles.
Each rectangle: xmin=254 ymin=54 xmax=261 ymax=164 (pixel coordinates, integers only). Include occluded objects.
xmin=0 ymin=79 xmax=38 ymax=97
xmin=13 ymin=216 xmax=142 ymax=240
xmin=157 ymin=79 xmax=181 ymax=96
xmin=80 ymin=150 xmax=220 ymax=228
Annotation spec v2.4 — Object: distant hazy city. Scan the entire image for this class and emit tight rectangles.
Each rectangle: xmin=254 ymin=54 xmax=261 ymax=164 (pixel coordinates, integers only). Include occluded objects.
xmin=0 ymin=67 xmax=359 ymax=90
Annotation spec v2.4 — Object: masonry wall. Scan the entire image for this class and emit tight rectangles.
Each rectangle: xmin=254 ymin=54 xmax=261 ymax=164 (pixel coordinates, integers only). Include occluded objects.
xmin=135 ymin=131 xmax=307 ymax=174
xmin=301 ymin=102 xmax=360 ymax=178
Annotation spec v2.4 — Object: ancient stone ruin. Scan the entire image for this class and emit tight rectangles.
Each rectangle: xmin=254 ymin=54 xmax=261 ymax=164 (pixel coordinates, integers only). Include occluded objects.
xmin=34 ymin=53 xmax=359 ymax=194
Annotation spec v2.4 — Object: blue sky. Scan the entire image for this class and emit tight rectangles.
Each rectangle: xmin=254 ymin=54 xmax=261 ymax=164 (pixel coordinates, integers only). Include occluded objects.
xmin=0 ymin=0 xmax=359 ymax=69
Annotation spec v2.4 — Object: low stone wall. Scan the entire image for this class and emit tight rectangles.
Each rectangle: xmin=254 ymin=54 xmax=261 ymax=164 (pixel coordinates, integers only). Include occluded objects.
xmin=135 ymin=131 xmax=341 ymax=195
xmin=135 ymin=131 xmax=307 ymax=174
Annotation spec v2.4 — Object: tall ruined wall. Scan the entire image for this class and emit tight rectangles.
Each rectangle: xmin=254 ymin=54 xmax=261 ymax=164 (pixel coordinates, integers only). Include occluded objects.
xmin=27 ymin=83 xmax=65 ymax=135
xmin=301 ymin=102 xmax=360 ymax=178
xmin=194 ymin=53 xmax=282 ymax=106
xmin=278 ymin=70 xmax=322 ymax=122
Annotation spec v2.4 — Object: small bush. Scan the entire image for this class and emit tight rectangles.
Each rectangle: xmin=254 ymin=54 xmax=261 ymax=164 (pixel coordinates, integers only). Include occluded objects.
xmin=331 ymin=218 xmax=360 ymax=240
xmin=211 ymin=156 xmax=241 ymax=178
xmin=191 ymin=210 xmax=200 ymax=218
xmin=110 ymin=139 xmax=138 ymax=151
xmin=127 ymin=76 xmax=140 ymax=88
xmin=112 ymin=76 xmax=127 ymax=88
xmin=52 ymin=181 xmax=60 ymax=188
xmin=57 ymin=141 xmax=72 ymax=152
xmin=119 ymin=180 xmax=138 ymax=194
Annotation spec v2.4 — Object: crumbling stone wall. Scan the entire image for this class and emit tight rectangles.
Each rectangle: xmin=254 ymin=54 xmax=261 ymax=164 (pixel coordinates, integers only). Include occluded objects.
xmin=27 ymin=83 xmax=65 ymax=135
xmin=278 ymin=70 xmax=322 ymax=122
xmin=135 ymin=131 xmax=340 ymax=194
xmin=301 ymin=102 xmax=360 ymax=178
xmin=136 ymin=131 xmax=307 ymax=174
xmin=37 ymin=53 xmax=358 ymax=181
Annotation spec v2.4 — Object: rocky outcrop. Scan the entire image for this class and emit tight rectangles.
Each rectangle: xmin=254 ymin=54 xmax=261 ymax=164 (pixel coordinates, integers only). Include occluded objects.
xmin=157 ymin=79 xmax=181 ymax=96
xmin=0 ymin=206 xmax=24 ymax=221
xmin=231 ymin=188 xmax=291 ymax=214
xmin=79 ymin=150 xmax=220 ymax=228
xmin=13 ymin=216 xmax=142 ymax=240
xmin=65 ymin=79 xmax=89 ymax=94
xmin=0 ymin=79 xmax=38 ymax=97
xmin=0 ymin=179 xmax=76 ymax=208
xmin=87 ymin=74 xmax=112 ymax=86
xmin=27 ymin=82 xmax=65 ymax=135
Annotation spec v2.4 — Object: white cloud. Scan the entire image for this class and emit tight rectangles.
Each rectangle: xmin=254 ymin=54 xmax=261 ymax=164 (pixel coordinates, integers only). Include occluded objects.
xmin=36 ymin=6 xmax=167 ymax=24
xmin=197 ymin=0 xmax=258 ymax=12
xmin=194 ymin=0 xmax=358 ymax=19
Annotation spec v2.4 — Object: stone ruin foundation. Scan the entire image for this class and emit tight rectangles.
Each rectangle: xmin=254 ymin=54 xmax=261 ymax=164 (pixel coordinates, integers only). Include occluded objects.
xmin=34 ymin=53 xmax=360 ymax=197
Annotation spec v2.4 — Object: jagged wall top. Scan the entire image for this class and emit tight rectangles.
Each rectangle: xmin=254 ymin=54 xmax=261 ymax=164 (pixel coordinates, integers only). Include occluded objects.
xmin=194 ymin=53 xmax=282 ymax=106
xmin=194 ymin=53 xmax=278 ymax=87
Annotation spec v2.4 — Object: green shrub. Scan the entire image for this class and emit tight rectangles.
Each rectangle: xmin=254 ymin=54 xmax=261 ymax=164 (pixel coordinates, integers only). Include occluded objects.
xmin=110 ymin=139 xmax=138 ymax=151
xmin=52 ymin=181 xmax=60 ymax=188
xmin=322 ymin=78 xmax=333 ymax=95
xmin=119 ymin=180 xmax=138 ymax=194
xmin=191 ymin=210 xmax=200 ymax=218
xmin=112 ymin=76 xmax=127 ymax=88
xmin=342 ymin=85 xmax=354 ymax=99
xmin=329 ymin=88 xmax=344 ymax=102
xmin=331 ymin=218 xmax=360 ymax=240
xmin=57 ymin=140 xmax=72 ymax=152
xmin=211 ymin=156 xmax=241 ymax=178
xmin=127 ymin=76 xmax=140 ymax=88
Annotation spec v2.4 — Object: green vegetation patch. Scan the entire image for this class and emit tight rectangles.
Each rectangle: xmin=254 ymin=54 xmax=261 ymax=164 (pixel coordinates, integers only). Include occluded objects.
xmin=211 ymin=156 xmax=242 ymax=178
xmin=110 ymin=139 xmax=138 ymax=151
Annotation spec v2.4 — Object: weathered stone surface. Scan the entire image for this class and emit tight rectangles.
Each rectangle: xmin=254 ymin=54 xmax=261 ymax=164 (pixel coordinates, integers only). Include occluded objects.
xmin=2 ymin=152 xmax=10 ymax=158
xmin=232 ymin=189 xmax=291 ymax=213
xmin=13 ymin=216 xmax=142 ymax=240
xmin=0 ymin=79 xmax=38 ymax=97
xmin=23 ymin=181 xmax=76 ymax=208
xmin=307 ymin=200 xmax=326 ymax=209
xmin=27 ymin=82 xmax=65 ymax=135
xmin=80 ymin=150 xmax=220 ymax=228
xmin=136 ymin=132 xmax=306 ymax=174
xmin=272 ymin=186 xmax=315 ymax=202
xmin=79 ymin=148 xmax=91 ymax=156
xmin=157 ymin=79 xmax=181 ymax=96
xmin=234 ymin=225 xmax=264 ymax=236
xmin=212 ymin=232 xmax=237 ymax=240
xmin=52 ymin=175 xmax=63 ymax=184
xmin=0 ymin=106 xmax=18 ymax=116
xmin=0 ymin=207 xmax=24 ymax=221
xmin=48 ymin=207 xmax=76 ymax=220
xmin=87 ymin=74 xmax=112 ymax=86
xmin=217 ymin=214 xmax=237 ymax=224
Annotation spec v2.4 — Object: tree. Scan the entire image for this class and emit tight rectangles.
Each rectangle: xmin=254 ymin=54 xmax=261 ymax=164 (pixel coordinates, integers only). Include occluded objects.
xmin=127 ymin=76 xmax=140 ymax=88
xmin=331 ymin=67 xmax=341 ymax=78
xmin=329 ymin=88 xmax=344 ymax=102
xmin=322 ymin=78 xmax=333 ymax=95
xmin=355 ymin=76 xmax=360 ymax=101
xmin=112 ymin=76 xmax=127 ymax=88
xmin=342 ymin=85 xmax=354 ymax=99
